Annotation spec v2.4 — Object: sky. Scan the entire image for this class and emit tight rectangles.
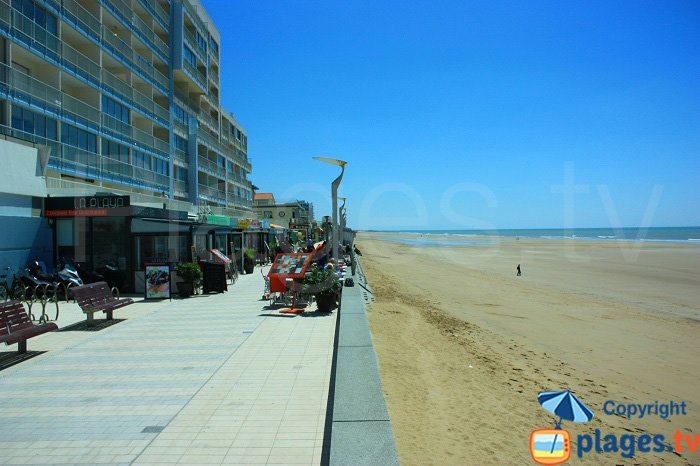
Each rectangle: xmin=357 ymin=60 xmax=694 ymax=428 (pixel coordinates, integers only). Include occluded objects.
xmin=201 ymin=0 xmax=699 ymax=230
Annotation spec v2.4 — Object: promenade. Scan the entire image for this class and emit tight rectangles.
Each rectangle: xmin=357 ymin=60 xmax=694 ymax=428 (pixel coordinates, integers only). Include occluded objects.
xmin=0 ymin=268 xmax=335 ymax=465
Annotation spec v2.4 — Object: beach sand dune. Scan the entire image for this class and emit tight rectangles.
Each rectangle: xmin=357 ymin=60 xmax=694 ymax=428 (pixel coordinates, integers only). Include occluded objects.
xmin=359 ymin=232 xmax=699 ymax=466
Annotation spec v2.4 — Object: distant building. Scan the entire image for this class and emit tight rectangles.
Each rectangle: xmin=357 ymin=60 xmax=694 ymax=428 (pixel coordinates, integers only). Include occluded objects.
xmin=253 ymin=193 xmax=315 ymax=236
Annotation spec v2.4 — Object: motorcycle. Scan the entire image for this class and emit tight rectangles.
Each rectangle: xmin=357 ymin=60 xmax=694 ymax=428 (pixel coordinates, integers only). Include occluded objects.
xmin=23 ymin=262 xmax=57 ymax=300
xmin=27 ymin=260 xmax=85 ymax=301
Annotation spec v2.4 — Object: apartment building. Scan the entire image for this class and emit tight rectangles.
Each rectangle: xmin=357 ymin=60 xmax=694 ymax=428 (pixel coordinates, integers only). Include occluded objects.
xmin=0 ymin=0 xmax=252 ymax=215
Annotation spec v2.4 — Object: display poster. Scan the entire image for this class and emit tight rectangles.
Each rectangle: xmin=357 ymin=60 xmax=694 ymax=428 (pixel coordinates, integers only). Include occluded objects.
xmin=145 ymin=263 xmax=171 ymax=299
xmin=210 ymin=248 xmax=232 ymax=264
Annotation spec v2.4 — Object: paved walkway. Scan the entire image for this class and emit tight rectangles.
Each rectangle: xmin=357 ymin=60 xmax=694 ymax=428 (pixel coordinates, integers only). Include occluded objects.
xmin=0 ymin=267 xmax=336 ymax=465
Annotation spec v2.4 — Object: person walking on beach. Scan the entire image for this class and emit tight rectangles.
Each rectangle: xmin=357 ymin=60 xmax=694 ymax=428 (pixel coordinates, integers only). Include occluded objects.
xmin=517 ymin=264 xmax=522 ymax=276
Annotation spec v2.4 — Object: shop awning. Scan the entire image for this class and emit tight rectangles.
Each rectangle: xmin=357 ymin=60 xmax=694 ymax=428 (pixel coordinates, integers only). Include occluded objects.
xmin=270 ymin=223 xmax=286 ymax=229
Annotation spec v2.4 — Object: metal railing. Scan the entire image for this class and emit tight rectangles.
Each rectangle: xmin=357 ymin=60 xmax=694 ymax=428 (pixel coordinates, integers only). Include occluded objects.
xmin=62 ymin=0 xmax=101 ymax=41
xmin=174 ymin=148 xmax=188 ymax=164
xmin=138 ymin=0 xmax=169 ymax=30
xmin=182 ymin=59 xmax=206 ymax=91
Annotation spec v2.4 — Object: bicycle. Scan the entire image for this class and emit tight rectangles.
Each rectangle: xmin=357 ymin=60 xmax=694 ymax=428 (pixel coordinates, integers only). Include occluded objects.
xmin=0 ymin=267 xmax=27 ymax=302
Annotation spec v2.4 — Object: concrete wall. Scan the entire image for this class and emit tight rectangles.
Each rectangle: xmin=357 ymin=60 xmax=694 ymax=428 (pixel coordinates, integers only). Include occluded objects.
xmin=0 ymin=212 xmax=52 ymax=271
xmin=0 ymin=140 xmax=53 ymax=271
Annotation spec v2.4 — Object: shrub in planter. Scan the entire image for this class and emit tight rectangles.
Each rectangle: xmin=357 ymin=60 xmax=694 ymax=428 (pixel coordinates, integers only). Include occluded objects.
xmin=304 ymin=266 xmax=342 ymax=312
xmin=243 ymin=248 xmax=256 ymax=274
xmin=174 ymin=262 xmax=202 ymax=297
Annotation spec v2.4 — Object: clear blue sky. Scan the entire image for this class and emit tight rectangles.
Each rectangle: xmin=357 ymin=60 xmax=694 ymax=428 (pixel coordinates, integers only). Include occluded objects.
xmin=202 ymin=0 xmax=699 ymax=230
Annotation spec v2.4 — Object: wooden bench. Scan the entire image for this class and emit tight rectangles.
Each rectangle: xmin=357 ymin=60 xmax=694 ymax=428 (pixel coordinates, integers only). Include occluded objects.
xmin=71 ymin=281 xmax=134 ymax=325
xmin=0 ymin=300 xmax=58 ymax=354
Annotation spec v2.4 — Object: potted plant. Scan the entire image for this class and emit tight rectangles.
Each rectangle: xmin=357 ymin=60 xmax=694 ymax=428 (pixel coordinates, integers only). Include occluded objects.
xmin=174 ymin=262 xmax=202 ymax=297
xmin=243 ymin=248 xmax=256 ymax=274
xmin=303 ymin=266 xmax=342 ymax=312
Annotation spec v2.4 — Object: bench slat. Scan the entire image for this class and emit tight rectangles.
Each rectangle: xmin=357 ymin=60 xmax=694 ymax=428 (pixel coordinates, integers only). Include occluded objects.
xmin=71 ymin=282 xmax=133 ymax=321
xmin=0 ymin=300 xmax=58 ymax=352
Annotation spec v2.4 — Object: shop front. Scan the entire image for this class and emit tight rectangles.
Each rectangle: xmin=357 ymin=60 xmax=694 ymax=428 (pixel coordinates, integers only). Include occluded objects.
xmin=44 ymin=195 xmax=190 ymax=293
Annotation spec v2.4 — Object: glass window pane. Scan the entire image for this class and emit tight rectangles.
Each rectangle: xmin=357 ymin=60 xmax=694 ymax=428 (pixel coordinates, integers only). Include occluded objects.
xmin=88 ymin=134 xmax=96 ymax=153
xmin=69 ymin=126 xmax=78 ymax=146
xmin=46 ymin=13 xmax=57 ymax=35
xmin=23 ymin=108 xmax=33 ymax=133
xmin=35 ymin=115 xmax=45 ymax=137
xmin=78 ymin=129 xmax=87 ymax=150
xmin=11 ymin=106 xmax=22 ymax=130
xmin=46 ymin=119 xmax=56 ymax=140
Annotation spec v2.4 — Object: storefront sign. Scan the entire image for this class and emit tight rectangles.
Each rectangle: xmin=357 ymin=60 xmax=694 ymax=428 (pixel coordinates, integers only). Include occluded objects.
xmin=237 ymin=219 xmax=251 ymax=229
xmin=207 ymin=215 xmax=231 ymax=226
xmin=45 ymin=195 xmax=130 ymax=217
xmin=249 ymin=219 xmax=261 ymax=229
xmin=46 ymin=195 xmax=130 ymax=210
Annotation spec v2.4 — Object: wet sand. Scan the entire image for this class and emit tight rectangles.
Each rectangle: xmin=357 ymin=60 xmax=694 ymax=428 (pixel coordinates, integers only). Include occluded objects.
xmin=358 ymin=232 xmax=700 ymax=465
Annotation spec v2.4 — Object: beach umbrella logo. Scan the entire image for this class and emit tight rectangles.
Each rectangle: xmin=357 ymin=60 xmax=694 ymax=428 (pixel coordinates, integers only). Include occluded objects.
xmin=530 ymin=390 xmax=594 ymax=465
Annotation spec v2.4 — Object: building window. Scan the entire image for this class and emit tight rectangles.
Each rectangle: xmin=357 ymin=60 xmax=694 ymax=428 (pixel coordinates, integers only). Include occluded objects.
xmin=101 ymin=139 xmax=129 ymax=164
xmin=61 ymin=123 xmax=96 ymax=153
xmin=209 ymin=37 xmax=219 ymax=55
xmin=133 ymin=150 xmax=152 ymax=170
xmin=11 ymin=106 xmax=57 ymax=140
xmin=196 ymin=32 xmax=207 ymax=52
xmin=174 ymin=134 xmax=188 ymax=152
xmin=175 ymin=165 xmax=188 ymax=181
xmin=153 ymin=157 xmax=169 ymax=176
xmin=263 ymin=211 xmax=272 ymax=219
xmin=174 ymin=105 xmax=188 ymax=125
xmin=183 ymin=46 xmax=196 ymax=67
xmin=102 ymin=95 xmax=129 ymax=124
xmin=12 ymin=0 xmax=58 ymax=53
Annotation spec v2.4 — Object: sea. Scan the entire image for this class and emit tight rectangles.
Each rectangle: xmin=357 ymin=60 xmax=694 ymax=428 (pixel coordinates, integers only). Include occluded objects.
xmin=376 ymin=227 xmax=700 ymax=244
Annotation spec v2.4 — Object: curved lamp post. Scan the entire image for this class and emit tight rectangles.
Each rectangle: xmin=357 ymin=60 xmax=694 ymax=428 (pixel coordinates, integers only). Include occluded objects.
xmin=338 ymin=197 xmax=347 ymax=249
xmin=313 ymin=157 xmax=347 ymax=263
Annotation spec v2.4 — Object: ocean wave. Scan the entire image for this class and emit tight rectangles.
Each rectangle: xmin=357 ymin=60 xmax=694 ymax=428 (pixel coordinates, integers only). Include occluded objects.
xmin=688 ymin=238 xmax=700 ymax=242
xmin=598 ymin=235 xmax=616 ymax=239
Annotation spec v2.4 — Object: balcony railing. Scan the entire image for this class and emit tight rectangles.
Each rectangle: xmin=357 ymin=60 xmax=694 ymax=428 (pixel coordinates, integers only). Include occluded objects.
xmin=174 ymin=179 xmax=188 ymax=194
xmin=0 ymin=63 xmax=102 ymax=132
xmin=10 ymin=7 xmax=60 ymax=60
xmin=103 ymin=0 xmax=170 ymax=61
xmin=101 ymin=25 xmax=169 ymax=94
xmin=182 ymin=59 xmax=206 ymax=91
xmin=197 ymin=184 xmax=226 ymax=204
xmin=174 ymin=148 xmax=188 ymax=164
xmin=138 ymin=0 xmax=169 ymax=31
xmin=62 ymin=0 xmax=101 ymax=42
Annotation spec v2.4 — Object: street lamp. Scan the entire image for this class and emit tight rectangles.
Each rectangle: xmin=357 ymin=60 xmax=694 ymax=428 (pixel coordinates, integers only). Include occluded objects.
xmin=338 ymin=197 xmax=347 ymax=248
xmin=313 ymin=157 xmax=347 ymax=263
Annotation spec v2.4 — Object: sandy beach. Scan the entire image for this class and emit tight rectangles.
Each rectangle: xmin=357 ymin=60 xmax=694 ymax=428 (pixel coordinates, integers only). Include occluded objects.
xmin=358 ymin=232 xmax=700 ymax=465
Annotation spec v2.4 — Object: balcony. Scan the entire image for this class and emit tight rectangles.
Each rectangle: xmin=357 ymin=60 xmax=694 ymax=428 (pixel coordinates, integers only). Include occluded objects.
xmin=174 ymin=148 xmax=188 ymax=164
xmin=9 ymin=6 xmax=60 ymax=61
xmin=197 ymin=157 xmax=226 ymax=179
xmin=62 ymin=41 xmax=101 ymax=87
xmin=183 ymin=27 xmax=206 ymax=63
xmin=138 ymin=0 xmax=169 ymax=31
xmin=101 ymin=25 xmax=169 ymax=94
xmin=181 ymin=59 xmax=207 ymax=93
xmin=0 ymin=63 xmax=101 ymax=131
xmin=197 ymin=184 xmax=226 ymax=205
xmin=62 ymin=0 xmax=101 ymax=42
xmin=101 ymin=0 xmax=169 ymax=62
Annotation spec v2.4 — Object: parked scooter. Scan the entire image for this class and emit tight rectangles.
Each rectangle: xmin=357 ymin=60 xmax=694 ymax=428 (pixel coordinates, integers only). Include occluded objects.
xmin=23 ymin=262 xmax=57 ymax=299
